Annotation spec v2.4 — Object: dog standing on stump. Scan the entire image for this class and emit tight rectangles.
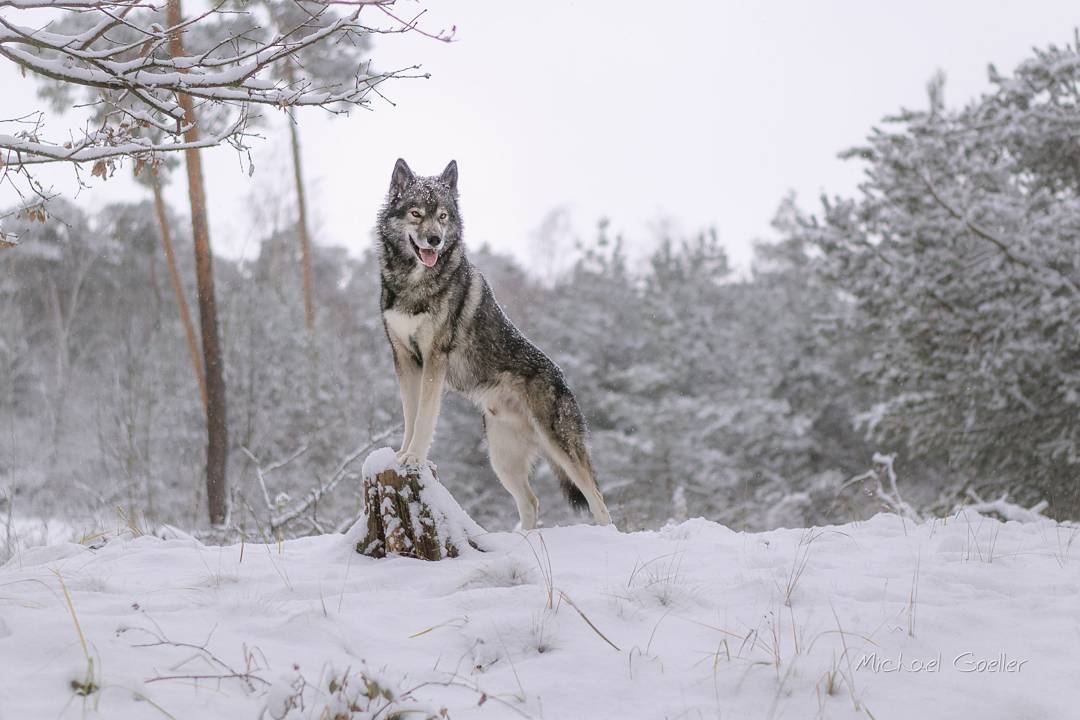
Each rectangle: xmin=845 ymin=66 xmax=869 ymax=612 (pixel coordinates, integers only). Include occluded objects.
xmin=375 ymin=158 xmax=611 ymax=530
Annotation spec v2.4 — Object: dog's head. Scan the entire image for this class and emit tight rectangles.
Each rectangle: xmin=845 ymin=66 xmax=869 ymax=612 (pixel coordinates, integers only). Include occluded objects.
xmin=379 ymin=159 xmax=462 ymax=270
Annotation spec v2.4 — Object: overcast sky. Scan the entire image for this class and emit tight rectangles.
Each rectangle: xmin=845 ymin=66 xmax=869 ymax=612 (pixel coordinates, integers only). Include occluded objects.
xmin=3 ymin=1 xmax=1077 ymax=272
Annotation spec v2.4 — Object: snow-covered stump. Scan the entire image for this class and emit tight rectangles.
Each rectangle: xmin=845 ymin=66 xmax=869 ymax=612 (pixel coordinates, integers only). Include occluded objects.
xmin=353 ymin=448 xmax=485 ymax=560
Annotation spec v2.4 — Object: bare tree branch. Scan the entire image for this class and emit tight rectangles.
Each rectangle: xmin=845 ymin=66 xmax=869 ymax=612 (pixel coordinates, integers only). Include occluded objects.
xmin=268 ymin=425 xmax=399 ymax=534
xmin=1 ymin=111 xmax=246 ymax=164
xmin=0 ymin=0 xmax=442 ymax=223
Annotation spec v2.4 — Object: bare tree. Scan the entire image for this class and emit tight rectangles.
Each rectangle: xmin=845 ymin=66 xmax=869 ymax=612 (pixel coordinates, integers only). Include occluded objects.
xmin=230 ymin=0 xmax=382 ymax=333
xmin=161 ymin=0 xmax=231 ymax=524
xmin=287 ymin=93 xmax=316 ymax=332
xmin=267 ymin=6 xmax=374 ymax=334
xmin=144 ymin=167 xmax=207 ymax=410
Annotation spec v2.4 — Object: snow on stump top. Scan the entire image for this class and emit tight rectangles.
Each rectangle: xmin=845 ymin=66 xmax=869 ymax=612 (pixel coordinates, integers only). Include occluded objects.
xmin=352 ymin=447 xmax=486 ymax=560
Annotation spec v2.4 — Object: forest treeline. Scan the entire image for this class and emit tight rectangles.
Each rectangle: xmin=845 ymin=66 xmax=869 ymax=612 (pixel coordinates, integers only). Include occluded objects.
xmin=2 ymin=39 xmax=1078 ymax=535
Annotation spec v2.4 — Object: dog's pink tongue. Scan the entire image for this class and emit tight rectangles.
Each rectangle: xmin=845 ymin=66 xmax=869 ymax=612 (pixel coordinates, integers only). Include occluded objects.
xmin=419 ymin=248 xmax=439 ymax=268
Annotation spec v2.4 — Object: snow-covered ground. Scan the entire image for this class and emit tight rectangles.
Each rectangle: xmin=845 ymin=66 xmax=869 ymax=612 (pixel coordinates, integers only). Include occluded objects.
xmin=3 ymin=514 xmax=77 ymax=553
xmin=1 ymin=510 xmax=1077 ymax=719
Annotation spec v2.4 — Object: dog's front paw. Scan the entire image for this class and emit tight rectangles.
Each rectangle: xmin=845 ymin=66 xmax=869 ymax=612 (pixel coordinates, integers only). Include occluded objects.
xmin=395 ymin=451 xmax=425 ymax=468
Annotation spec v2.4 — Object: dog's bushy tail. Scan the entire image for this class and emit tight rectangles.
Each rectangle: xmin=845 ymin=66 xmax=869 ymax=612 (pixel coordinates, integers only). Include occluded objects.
xmin=550 ymin=460 xmax=590 ymax=513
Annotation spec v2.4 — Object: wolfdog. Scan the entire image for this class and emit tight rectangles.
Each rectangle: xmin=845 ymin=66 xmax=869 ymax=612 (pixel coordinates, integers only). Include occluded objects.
xmin=375 ymin=158 xmax=611 ymax=530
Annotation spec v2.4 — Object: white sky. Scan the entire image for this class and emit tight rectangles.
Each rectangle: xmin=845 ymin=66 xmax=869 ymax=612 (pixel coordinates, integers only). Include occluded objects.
xmin=2 ymin=1 xmax=1078 ymax=271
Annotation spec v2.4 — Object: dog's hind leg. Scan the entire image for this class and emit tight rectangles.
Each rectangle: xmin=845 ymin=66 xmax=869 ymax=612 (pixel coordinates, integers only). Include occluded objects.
xmin=486 ymin=413 xmax=540 ymax=530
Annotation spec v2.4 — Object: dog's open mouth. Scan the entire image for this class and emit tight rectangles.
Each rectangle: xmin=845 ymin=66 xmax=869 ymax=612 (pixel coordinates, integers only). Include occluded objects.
xmin=409 ymin=237 xmax=439 ymax=268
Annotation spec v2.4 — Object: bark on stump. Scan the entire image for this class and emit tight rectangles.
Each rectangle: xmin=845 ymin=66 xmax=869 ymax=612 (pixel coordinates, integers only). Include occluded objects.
xmin=353 ymin=448 xmax=485 ymax=561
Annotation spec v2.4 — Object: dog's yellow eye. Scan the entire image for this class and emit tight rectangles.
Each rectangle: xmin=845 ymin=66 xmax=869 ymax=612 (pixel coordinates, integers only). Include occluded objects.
xmin=439 ymin=212 xmax=448 ymax=221
xmin=410 ymin=209 xmax=423 ymax=219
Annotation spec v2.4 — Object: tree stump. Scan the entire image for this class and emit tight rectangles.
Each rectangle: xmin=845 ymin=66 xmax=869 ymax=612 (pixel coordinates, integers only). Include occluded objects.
xmin=351 ymin=447 xmax=486 ymax=560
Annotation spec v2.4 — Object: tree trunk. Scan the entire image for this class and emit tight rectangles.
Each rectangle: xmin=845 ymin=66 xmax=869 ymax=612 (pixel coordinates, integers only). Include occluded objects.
xmin=152 ymin=175 xmax=208 ymax=412
xmin=42 ymin=253 xmax=93 ymax=467
xmin=283 ymin=63 xmax=315 ymax=332
xmin=353 ymin=448 xmax=484 ymax=560
xmin=167 ymin=0 xmax=229 ymax=526
xmin=147 ymin=237 xmax=162 ymax=321
xmin=285 ymin=95 xmax=315 ymax=332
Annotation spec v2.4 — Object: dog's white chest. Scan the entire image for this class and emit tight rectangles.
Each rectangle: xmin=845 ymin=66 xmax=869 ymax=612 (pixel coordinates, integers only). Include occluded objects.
xmin=383 ymin=308 xmax=430 ymax=345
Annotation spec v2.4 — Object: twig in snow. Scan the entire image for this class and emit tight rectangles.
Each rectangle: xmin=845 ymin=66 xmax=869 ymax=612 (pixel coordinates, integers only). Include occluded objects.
xmin=558 ymin=590 xmax=621 ymax=652
xmin=120 ymin=623 xmax=269 ymax=692
xmin=842 ymin=453 xmax=923 ymax=526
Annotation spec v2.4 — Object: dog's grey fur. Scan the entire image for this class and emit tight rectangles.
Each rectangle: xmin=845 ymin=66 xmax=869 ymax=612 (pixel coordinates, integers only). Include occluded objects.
xmin=375 ymin=158 xmax=611 ymax=529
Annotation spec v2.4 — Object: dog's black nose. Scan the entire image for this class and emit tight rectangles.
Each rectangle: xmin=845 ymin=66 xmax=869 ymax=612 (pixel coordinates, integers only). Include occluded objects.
xmin=427 ymin=236 xmax=443 ymax=248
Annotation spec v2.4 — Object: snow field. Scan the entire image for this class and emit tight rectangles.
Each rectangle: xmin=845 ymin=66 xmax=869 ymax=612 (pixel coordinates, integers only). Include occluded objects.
xmin=1 ymin=512 xmax=1077 ymax=719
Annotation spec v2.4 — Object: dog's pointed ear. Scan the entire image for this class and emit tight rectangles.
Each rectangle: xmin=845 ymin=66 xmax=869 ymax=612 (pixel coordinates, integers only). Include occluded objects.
xmin=390 ymin=158 xmax=415 ymax=198
xmin=439 ymin=160 xmax=458 ymax=191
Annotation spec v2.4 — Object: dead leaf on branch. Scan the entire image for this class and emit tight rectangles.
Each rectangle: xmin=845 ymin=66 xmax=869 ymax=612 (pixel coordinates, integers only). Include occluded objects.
xmin=15 ymin=204 xmax=48 ymax=224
